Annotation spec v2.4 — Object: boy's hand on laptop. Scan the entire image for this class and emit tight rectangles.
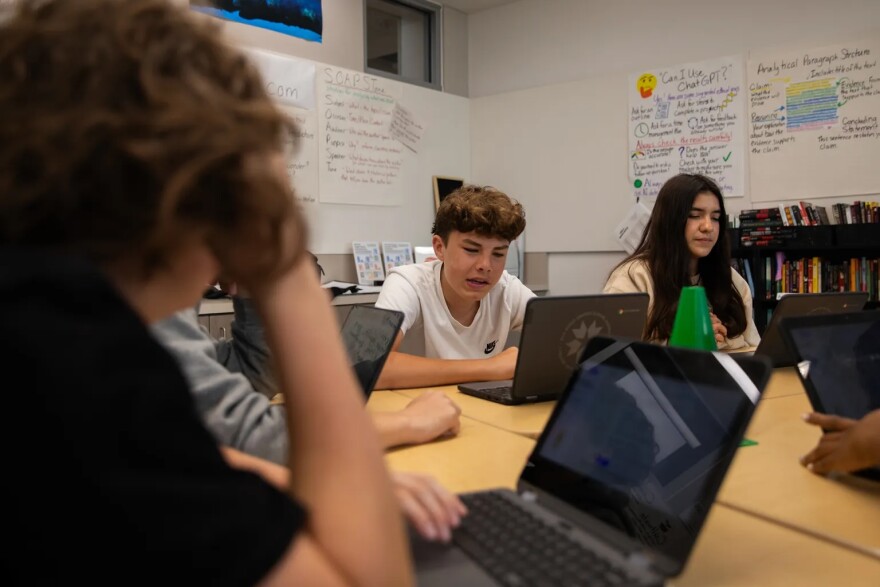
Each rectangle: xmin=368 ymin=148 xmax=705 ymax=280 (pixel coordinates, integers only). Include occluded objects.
xmin=391 ymin=471 xmax=467 ymax=543
xmin=402 ymin=391 xmax=462 ymax=443
xmin=801 ymin=409 xmax=880 ymax=474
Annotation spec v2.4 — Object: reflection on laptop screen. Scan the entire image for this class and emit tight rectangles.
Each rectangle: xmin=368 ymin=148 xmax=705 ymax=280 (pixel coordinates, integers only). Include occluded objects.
xmin=786 ymin=316 xmax=880 ymax=419
xmin=529 ymin=342 xmax=758 ymax=563
xmin=340 ymin=306 xmax=403 ymax=397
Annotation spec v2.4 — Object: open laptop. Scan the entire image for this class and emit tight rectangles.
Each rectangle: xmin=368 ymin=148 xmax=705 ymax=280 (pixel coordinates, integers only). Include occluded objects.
xmin=458 ymin=293 xmax=649 ymax=405
xmin=413 ymin=336 xmax=772 ymax=586
xmin=339 ymin=305 xmax=404 ymax=399
xmin=780 ymin=310 xmax=880 ymax=480
xmin=753 ymin=292 xmax=868 ymax=367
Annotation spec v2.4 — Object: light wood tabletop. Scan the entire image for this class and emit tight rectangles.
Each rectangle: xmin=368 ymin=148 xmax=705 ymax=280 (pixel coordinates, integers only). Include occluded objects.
xmin=383 ymin=421 xmax=535 ymax=494
xmin=391 ymin=385 xmax=554 ymax=438
xmin=760 ymin=366 xmax=807 ymax=400
xmin=367 ymin=390 xmax=536 ymax=493
xmin=718 ymin=391 xmax=880 ymax=559
xmin=367 ymin=383 xmax=880 ymax=584
xmin=672 ymin=505 xmax=880 ymax=586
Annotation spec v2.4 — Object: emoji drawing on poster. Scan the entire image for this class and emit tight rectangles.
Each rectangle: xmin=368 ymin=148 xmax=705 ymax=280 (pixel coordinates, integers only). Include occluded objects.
xmin=637 ymin=73 xmax=657 ymax=98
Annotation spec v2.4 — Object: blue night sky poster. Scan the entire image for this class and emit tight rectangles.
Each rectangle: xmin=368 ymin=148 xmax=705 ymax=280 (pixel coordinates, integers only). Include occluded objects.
xmin=194 ymin=1 xmax=323 ymax=43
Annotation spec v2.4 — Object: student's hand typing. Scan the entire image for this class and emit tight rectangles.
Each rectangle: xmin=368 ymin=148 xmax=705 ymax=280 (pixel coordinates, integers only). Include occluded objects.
xmin=401 ymin=391 xmax=462 ymax=444
xmin=800 ymin=409 xmax=880 ymax=475
xmin=709 ymin=312 xmax=727 ymax=345
xmin=391 ymin=472 xmax=467 ymax=543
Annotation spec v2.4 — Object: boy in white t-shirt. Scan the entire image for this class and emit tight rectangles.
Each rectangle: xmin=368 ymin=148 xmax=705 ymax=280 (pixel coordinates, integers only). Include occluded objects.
xmin=375 ymin=186 xmax=535 ymax=389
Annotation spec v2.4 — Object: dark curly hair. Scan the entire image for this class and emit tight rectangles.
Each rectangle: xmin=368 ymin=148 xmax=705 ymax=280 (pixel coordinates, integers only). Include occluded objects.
xmin=0 ymin=0 xmax=306 ymax=282
xmin=432 ymin=185 xmax=526 ymax=243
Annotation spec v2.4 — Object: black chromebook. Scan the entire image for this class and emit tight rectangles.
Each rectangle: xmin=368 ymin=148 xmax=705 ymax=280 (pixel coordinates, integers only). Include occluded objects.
xmin=753 ymin=291 xmax=867 ymax=367
xmin=458 ymin=294 xmax=649 ymax=405
xmin=780 ymin=310 xmax=880 ymax=480
xmin=413 ymin=336 xmax=772 ymax=587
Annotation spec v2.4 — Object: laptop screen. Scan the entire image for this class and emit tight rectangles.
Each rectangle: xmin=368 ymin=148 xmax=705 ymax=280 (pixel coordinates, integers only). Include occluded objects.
xmin=782 ymin=311 xmax=880 ymax=419
xmin=340 ymin=306 xmax=403 ymax=398
xmin=522 ymin=338 xmax=764 ymax=568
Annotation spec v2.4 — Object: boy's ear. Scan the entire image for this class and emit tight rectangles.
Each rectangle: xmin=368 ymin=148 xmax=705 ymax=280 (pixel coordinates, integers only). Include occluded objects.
xmin=431 ymin=234 xmax=445 ymax=261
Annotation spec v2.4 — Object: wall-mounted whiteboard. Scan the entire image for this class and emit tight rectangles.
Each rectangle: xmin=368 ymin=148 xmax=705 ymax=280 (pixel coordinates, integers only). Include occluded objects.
xmin=748 ymin=38 xmax=880 ymax=202
xmin=245 ymin=48 xmax=470 ymax=254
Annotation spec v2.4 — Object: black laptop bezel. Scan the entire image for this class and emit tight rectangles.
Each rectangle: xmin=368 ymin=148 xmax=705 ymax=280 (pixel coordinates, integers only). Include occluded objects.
xmin=756 ymin=291 xmax=868 ymax=367
xmin=518 ymin=336 xmax=770 ymax=576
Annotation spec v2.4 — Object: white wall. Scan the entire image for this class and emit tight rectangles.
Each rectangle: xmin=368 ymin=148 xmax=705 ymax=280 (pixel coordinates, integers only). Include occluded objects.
xmin=468 ymin=0 xmax=880 ymax=295
xmin=443 ymin=7 xmax=469 ymax=97
xmin=469 ymin=0 xmax=880 ymax=98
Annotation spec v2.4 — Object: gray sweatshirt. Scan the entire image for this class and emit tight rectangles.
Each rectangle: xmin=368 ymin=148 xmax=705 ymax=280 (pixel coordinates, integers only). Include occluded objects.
xmin=151 ymin=298 xmax=288 ymax=464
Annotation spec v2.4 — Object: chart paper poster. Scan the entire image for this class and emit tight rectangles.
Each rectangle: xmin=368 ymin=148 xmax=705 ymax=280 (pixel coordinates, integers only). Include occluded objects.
xmin=244 ymin=47 xmax=316 ymax=110
xmin=748 ymin=39 xmax=880 ymax=201
xmin=318 ymin=66 xmax=413 ymax=206
xmin=628 ymin=56 xmax=745 ymax=199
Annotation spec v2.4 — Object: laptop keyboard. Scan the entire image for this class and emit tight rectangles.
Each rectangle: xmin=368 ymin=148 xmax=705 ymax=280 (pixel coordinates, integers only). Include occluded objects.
xmin=454 ymin=491 xmax=636 ymax=587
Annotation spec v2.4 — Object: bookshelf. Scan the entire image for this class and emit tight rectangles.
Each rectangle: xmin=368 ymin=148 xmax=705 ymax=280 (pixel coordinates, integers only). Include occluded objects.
xmin=730 ymin=224 xmax=880 ymax=334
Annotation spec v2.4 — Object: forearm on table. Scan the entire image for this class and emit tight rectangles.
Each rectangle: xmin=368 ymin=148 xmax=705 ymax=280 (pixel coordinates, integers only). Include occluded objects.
xmin=375 ymin=351 xmax=502 ymax=390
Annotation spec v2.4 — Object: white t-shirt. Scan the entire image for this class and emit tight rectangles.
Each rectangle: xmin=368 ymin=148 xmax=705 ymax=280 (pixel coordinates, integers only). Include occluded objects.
xmin=375 ymin=260 xmax=535 ymax=359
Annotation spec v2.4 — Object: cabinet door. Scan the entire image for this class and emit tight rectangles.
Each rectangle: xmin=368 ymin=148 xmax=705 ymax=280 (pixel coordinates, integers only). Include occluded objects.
xmin=209 ymin=313 xmax=234 ymax=341
xmin=197 ymin=315 xmax=211 ymax=332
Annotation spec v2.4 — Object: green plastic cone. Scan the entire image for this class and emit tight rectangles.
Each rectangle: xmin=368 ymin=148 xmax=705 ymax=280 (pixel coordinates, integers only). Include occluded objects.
xmin=669 ymin=286 xmax=717 ymax=351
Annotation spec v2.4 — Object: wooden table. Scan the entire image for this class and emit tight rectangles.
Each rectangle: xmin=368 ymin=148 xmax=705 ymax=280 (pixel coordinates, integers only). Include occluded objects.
xmin=718 ymin=391 xmax=880 ymax=559
xmin=760 ymin=366 xmax=806 ymax=400
xmin=671 ymin=505 xmax=880 ymax=586
xmin=368 ymin=390 xmax=537 ymax=493
xmin=393 ymin=385 xmax=554 ymax=438
xmin=366 ymin=387 xmax=880 ymax=584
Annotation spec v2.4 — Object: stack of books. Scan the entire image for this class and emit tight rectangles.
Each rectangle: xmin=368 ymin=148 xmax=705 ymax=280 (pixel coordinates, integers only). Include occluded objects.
xmin=830 ymin=201 xmax=880 ymax=224
xmin=778 ymin=201 xmax=830 ymax=226
xmin=738 ymin=208 xmax=796 ymax=247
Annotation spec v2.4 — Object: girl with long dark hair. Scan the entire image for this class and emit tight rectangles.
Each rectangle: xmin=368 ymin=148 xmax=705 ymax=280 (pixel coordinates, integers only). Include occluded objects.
xmin=604 ymin=174 xmax=760 ymax=349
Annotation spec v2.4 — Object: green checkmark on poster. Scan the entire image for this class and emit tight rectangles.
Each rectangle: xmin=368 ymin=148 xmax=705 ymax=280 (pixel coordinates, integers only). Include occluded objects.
xmin=723 ymin=152 xmax=732 ymax=161
xmin=739 ymin=438 xmax=758 ymax=447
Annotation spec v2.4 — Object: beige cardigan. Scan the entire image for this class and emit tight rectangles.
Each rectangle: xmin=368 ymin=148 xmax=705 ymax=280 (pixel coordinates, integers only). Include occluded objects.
xmin=604 ymin=259 xmax=761 ymax=350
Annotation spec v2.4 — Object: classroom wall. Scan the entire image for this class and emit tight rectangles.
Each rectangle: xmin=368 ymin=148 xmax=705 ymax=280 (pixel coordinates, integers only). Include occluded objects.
xmin=443 ymin=7 xmax=469 ymax=97
xmin=173 ymin=1 xmax=472 ymax=263
xmin=177 ymin=0 xmax=469 ymax=97
xmin=468 ymin=0 xmax=880 ymax=295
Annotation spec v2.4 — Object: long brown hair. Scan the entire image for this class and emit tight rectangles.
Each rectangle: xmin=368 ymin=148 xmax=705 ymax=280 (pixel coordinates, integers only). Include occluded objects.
xmin=0 ymin=0 xmax=306 ymax=283
xmin=610 ymin=174 xmax=746 ymax=341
